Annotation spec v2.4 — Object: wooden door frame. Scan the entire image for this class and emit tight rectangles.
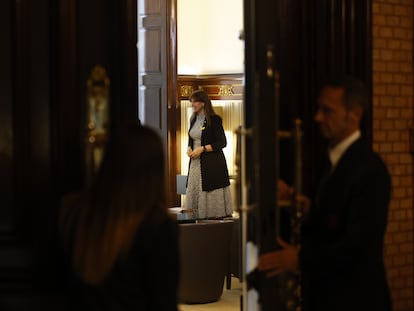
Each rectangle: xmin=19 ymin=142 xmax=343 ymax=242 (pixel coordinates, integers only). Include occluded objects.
xmin=167 ymin=0 xmax=179 ymax=207
xmin=243 ymin=0 xmax=373 ymax=310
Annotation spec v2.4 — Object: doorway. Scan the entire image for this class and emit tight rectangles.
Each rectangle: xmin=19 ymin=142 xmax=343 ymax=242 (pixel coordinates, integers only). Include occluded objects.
xmin=174 ymin=1 xmax=244 ymax=310
xmin=137 ymin=0 xmax=373 ymax=310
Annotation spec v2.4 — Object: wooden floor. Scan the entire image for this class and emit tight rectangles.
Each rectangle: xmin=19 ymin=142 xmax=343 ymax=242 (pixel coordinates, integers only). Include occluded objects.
xmin=179 ymin=277 xmax=242 ymax=311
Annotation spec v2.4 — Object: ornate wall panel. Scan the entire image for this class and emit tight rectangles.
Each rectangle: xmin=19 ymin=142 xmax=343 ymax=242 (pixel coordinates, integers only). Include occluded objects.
xmin=138 ymin=0 xmax=168 ymax=145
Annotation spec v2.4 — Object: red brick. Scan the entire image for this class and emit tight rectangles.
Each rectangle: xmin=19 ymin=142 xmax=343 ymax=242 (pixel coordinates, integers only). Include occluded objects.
xmin=393 ymin=73 xmax=408 ymax=83
xmin=400 ymin=288 xmax=413 ymax=298
xmin=381 ymin=120 xmax=394 ymax=130
xmin=387 ymin=267 xmax=400 ymax=278
xmin=380 ymin=49 xmax=394 ymax=60
xmin=388 ymin=39 xmax=402 ymax=49
xmin=393 ymin=299 xmax=412 ymax=311
xmin=400 ymin=131 xmax=409 ymax=141
xmin=386 ymin=61 xmax=401 ymax=72
xmin=393 ymin=142 xmax=407 ymax=152
xmin=375 ymin=130 xmax=387 ymax=141
xmin=374 ymin=15 xmax=387 ymax=25
xmin=394 ymin=5 xmax=411 ymax=17
xmin=380 ymin=4 xmax=394 ymax=14
xmin=380 ymin=142 xmax=394 ymax=153
xmin=381 ymin=73 xmax=394 ymax=83
xmin=400 ymin=63 xmax=412 ymax=72
xmin=387 ymin=222 xmax=400 ymax=233
xmin=401 ymin=85 xmax=413 ymax=96
xmin=401 ymin=40 xmax=413 ymax=51
xmin=407 ymin=187 xmax=413 ymax=197
xmin=399 ymin=175 xmax=412 ymax=186
xmin=399 ymin=108 xmax=412 ymax=118
xmin=384 ymin=234 xmax=393 ymax=245
xmin=389 ymin=199 xmax=400 ymax=211
xmin=400 ymin=221 xmax=413 ymax=231
xmin=386 ymin=85 xmax=401 ymax=95
xmin=393 ymin=300 xmax=408 ymax=311
xmin=380 ymin=96 xmax=394 ymax=107
xmin=400 ymin=198 xmax=412 ymax=209
xmin=400 ymin=16 xmax=412 ymax=28
xmin=393 ymin=231 xmax=409 ymax=242
xmin=395 ymin=28 xmax=410 ymax=39
xmin=387 ymin=131 xmax=400 ymax=141
xmin=400 ymin=243 xmax=413 ymax=254
xmin=386 ymin=15 xmax=400 ymax=26
xmin=394 ymin=96 xmax=407 ymax=107
xmin=374 ymin=60 xmax=387 ymax=71
xmin=391 ymin=177 xmax=401 ymax=188
xmin=373 ymin=2 xmax=413 ymax=308
xmin=387 ymin=108 xmax=400 ymax=118
xmin=393 ymin=255 xmax=408 ymax=267
xmin=373 ymin=85 xmax=388 ymax=95
xmin=400 ymin=266 xmax=413 ymax=277
xmin=387 ymin=154 xmax=401 ymax=164
xmin=394 ymin=120 xmax=408 ymax=130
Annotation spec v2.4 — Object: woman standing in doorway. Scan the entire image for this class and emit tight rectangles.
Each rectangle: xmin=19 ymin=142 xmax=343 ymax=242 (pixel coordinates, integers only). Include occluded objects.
xmin=185 ymin=90 xmax=233 ymax=219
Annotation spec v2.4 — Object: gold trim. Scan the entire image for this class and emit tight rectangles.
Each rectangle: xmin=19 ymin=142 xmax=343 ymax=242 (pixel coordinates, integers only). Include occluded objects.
xmin=218 ymin=85 xmax=234 ymax=96
xmin=202 ymin=84 xmax=243 ymax=88
xmin=180 ymin=85 xmax=194 ymax=97
xmin=85 ymin=65 xmax=110 ymax=186
xmin=86 ymin=65 xmax=110 ymax=136
xmin=199 ymin=84 xmax=243 ymax=97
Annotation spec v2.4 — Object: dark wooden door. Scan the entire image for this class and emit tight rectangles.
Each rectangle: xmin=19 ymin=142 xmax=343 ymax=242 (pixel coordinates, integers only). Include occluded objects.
xmin=0 ymin=0 xmax=138 ymax=308
xmin=243 ymin=0 xmax=372 ymax=309
xmin=244 ymin=0 xmax=282 ymax=309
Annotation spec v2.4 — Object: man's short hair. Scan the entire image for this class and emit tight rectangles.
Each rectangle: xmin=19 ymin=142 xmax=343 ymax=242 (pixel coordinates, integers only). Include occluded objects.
xmin=320 ymin=75 xmax=369 ymax=113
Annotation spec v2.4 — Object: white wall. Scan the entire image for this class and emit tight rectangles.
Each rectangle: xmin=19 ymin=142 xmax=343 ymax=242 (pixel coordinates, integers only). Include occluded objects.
xmin=177 ymin=0 xmax=244 ymax=75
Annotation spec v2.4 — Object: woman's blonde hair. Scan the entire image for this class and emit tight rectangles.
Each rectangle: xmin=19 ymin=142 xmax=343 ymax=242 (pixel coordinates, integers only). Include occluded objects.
xmin=60 ymin=125 xmax=168 ymax=285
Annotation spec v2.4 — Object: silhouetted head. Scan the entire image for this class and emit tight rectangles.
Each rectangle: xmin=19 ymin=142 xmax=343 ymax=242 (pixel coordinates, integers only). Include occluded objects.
xmin=93 ymin=124 xmax=166 ymax=211
xmin=61 ymin=124 xmax=168 ymax=285
xmin=314 ymin=75 xmax=368 ymax=147
xmin=189 ymin=90 xmax=216 ymax=125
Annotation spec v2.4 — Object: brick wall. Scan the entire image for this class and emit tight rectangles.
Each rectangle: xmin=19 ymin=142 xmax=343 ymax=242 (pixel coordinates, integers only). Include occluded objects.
xmin=372 ymin=1 xmax=414 ymax=310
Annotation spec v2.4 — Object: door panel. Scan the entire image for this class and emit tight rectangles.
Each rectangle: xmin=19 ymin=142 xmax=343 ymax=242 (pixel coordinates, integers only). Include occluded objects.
xmin=0 ymin=0 xmax=13 ymax=233
xmin=138 ymin=0 xmax=168 ymax=146
xmin=244 ymin=0 xmax=281 ymax=309
xmin=0 ymin=0 xmax=138 ymax=307
xmin=243 ymin=0 xmax=372 ymax=310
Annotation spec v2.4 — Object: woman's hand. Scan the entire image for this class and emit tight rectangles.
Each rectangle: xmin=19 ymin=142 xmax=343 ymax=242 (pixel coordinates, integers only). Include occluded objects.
xmin=189 ymin=146 xmax=204 ymax=159
xmin=187 ymin=147 xmax=192 ymax=157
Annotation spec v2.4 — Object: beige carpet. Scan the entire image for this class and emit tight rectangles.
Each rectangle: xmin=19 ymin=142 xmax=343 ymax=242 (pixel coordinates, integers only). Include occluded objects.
xmin=179 ymin=277 xmax=242 ymax=311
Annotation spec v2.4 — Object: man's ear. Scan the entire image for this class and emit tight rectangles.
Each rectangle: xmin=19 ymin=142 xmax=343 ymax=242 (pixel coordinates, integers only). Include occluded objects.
xmin=349 ymin=105 xmax=363 ymax=123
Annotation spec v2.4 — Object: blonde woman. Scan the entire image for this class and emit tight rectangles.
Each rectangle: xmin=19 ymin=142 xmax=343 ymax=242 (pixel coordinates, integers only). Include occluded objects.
xmin=60 ymin=125 xmax=179 ymax=310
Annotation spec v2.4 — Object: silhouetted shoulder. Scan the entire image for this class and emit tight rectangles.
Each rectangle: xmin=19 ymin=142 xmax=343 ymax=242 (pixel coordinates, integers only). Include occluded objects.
xmin=211 ymin=114 xmax=223 ymax=123
xmin=59 ymin=192 xmax=84 ymax=232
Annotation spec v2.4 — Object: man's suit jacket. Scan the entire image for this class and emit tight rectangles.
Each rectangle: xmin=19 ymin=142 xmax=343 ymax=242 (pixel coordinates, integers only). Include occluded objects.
xmin=299 ymin=138 xmax=392 ymax=311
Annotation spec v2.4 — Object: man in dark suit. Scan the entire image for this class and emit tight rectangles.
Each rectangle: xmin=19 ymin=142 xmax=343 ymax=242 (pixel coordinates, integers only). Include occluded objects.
xmin=258 ymin=76 xmax=392 ymax=311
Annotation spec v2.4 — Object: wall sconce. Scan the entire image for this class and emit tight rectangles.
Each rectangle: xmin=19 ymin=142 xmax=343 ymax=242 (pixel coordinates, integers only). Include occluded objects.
xmin=85 ymin=65 xmax=110 ymax=186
